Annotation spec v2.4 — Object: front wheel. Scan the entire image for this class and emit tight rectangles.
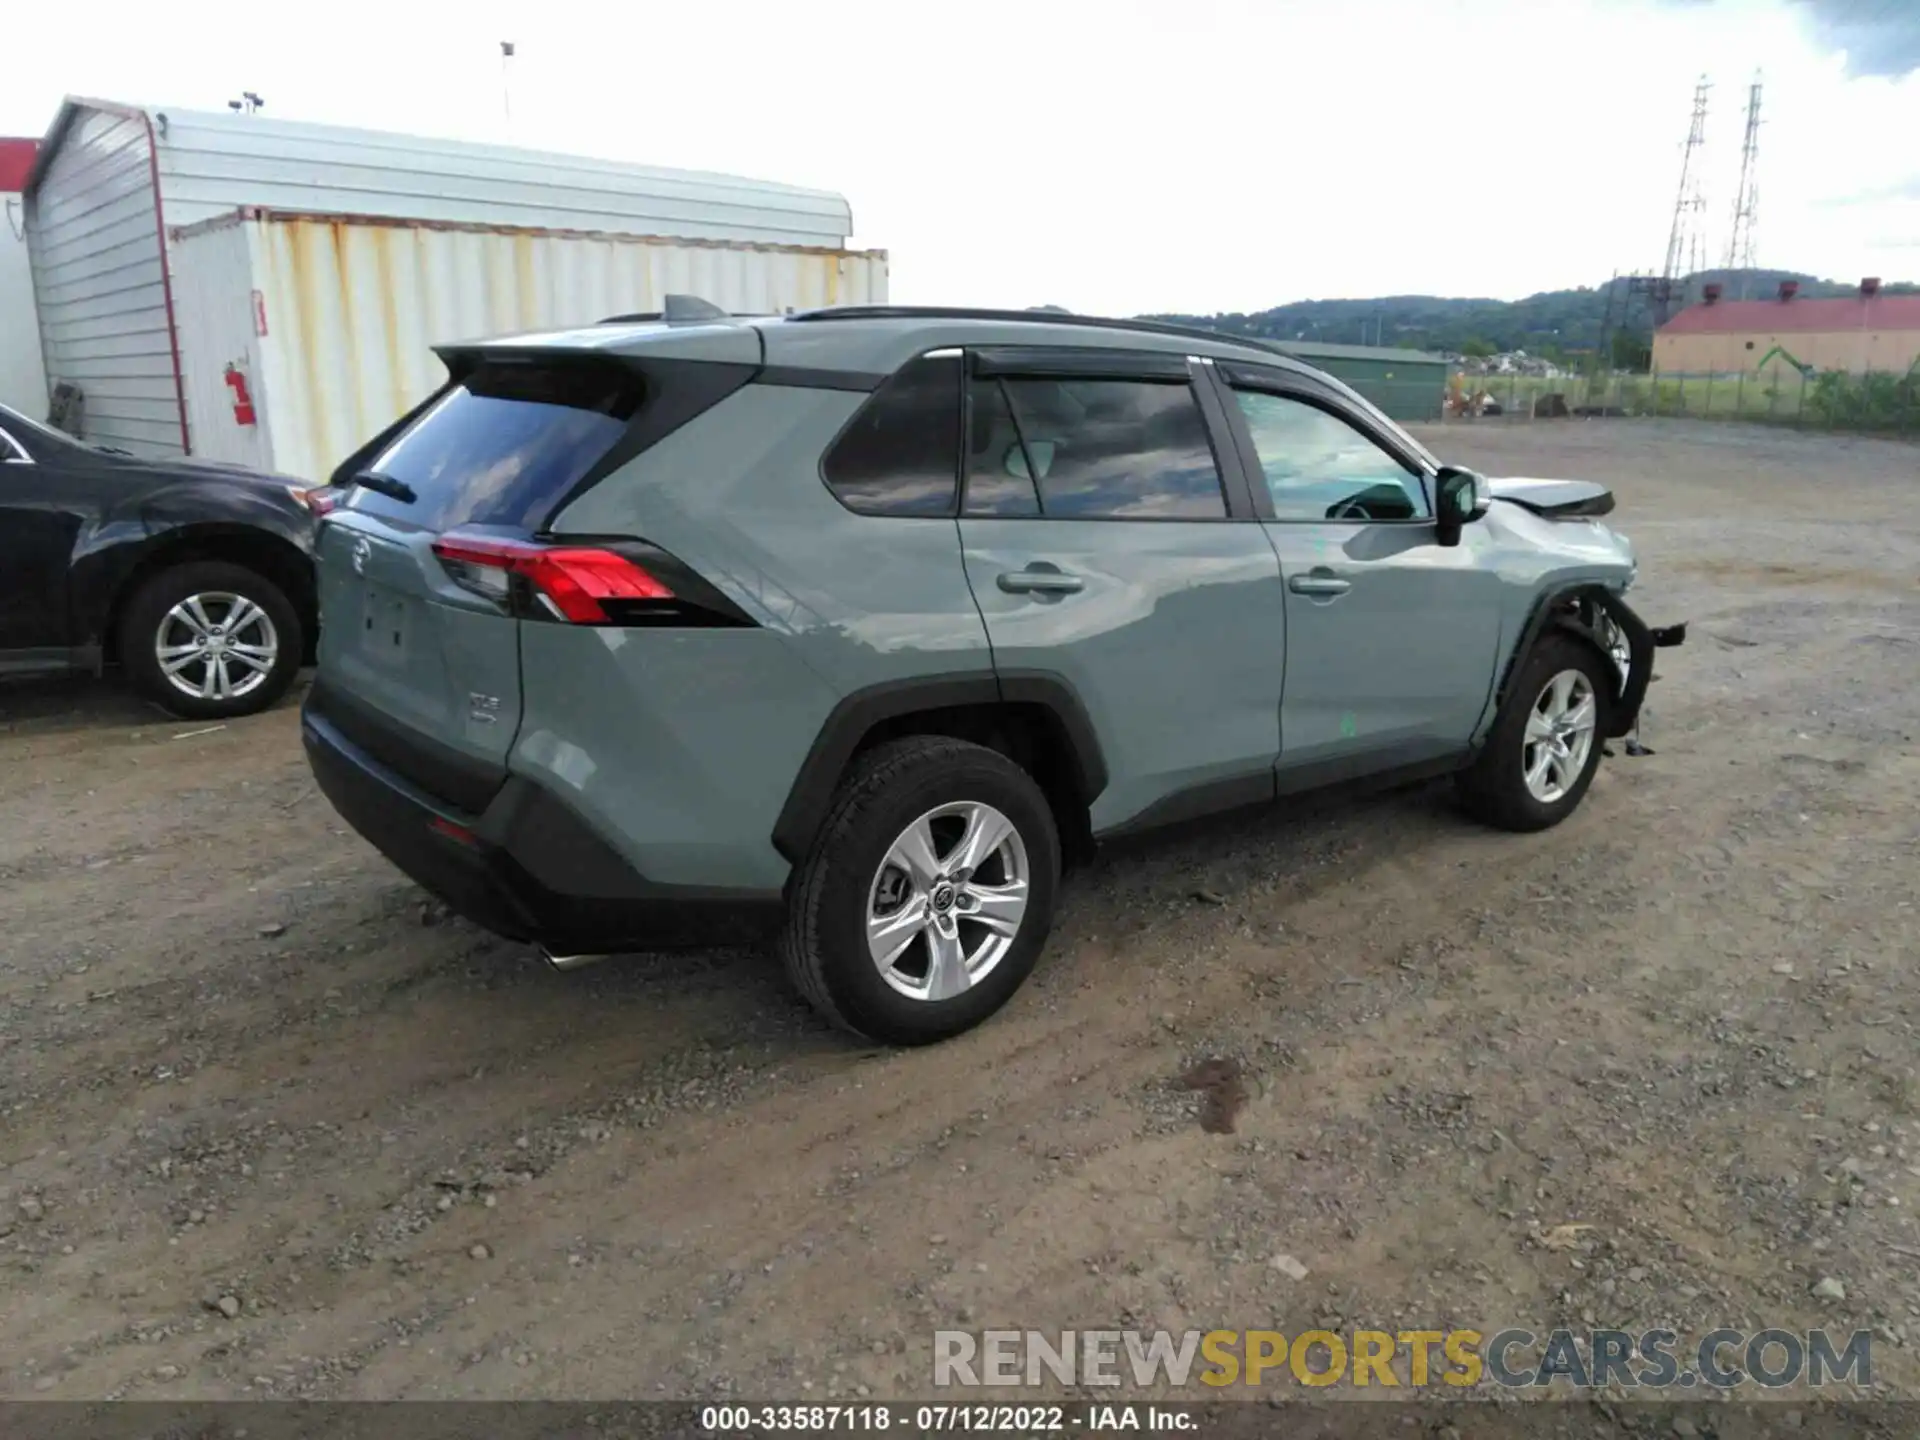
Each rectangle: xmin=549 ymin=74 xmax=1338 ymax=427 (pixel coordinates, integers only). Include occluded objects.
xmin=780 ymin=736 xmax=1061 ymax=1045
xmin=118 ymin=560 xmax=305 ymax=720
xmin=1457 ymin=633 xmax=1611 ymax=833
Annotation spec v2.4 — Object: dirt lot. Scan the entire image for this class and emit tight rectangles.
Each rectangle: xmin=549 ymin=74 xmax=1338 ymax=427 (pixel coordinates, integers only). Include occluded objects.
xmin=2 ymin=419 xmax=1917 ymax=1405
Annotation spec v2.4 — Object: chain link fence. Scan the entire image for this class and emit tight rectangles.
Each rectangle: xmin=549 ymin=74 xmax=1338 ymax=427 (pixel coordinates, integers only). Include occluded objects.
xmin=1442 ymin=365 xmax=1920 ymax=436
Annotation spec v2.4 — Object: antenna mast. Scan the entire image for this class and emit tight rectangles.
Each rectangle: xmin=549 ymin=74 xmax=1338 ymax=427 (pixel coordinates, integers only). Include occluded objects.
xmin=1724 ymin=73 xmax=1763 ymax=296
xmin=1662 ymin=74 xmax=1711 ymax=300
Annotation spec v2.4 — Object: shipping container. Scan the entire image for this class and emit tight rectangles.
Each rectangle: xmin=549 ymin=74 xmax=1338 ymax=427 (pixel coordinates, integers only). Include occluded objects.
xmin=23 ymin=97 xmax=879 ymax=466
xmin=169 ymin=209 xmax=887 ymax=482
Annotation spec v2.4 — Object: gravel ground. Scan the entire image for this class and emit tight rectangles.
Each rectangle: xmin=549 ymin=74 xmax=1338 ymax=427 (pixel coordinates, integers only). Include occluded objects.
xmin=1 ymin=418 xmax=1916 ymax=1407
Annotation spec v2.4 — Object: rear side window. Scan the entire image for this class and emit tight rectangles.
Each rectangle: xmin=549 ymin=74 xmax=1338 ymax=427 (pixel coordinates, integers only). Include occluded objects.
xmin=983 ymin=378 xmax=1227 ymax=520
xmin=821 ymin=353 xmax=962 ymax=516
xmin=345 ymin=360 xmax=642 ymax=532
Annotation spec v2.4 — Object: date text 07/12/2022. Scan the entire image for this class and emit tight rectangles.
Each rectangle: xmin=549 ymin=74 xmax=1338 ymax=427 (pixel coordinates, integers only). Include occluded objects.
xmin=700 ymin=1403 xmax=1194 ymax=1431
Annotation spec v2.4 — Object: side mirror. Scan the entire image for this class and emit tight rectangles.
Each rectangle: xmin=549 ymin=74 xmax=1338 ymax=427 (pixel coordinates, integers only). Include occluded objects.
xmin=1434 ymin=466 xmax=1491 ymax=548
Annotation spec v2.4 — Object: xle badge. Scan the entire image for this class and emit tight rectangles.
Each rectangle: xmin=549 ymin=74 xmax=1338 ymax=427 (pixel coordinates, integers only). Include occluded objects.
xmin=469 ymin=693 xmax=502 ymax=725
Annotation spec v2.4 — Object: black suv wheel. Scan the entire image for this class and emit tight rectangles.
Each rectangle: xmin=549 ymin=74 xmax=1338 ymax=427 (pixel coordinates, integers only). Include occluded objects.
xmin=118 ymin=560 xmax=305 ymax=720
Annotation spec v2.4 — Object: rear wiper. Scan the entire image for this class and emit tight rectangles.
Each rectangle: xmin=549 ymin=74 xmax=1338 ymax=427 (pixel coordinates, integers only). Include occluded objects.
xmin=352 ymin=469 xmax=417 ymax=504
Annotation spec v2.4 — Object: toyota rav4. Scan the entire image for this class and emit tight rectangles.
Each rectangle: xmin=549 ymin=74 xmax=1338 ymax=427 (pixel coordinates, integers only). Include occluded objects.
xmin=302 ymin=301 xmax=1683 ymax=1045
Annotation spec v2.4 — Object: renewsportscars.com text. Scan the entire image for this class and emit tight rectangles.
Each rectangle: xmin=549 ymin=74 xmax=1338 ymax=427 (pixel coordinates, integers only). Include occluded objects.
xmin=933 ymin=1328 xmax=1873 ymax=1390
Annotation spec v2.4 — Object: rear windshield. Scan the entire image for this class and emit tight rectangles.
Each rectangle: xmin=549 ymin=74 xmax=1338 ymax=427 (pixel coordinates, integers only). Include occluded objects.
xmin=345 ymin=359 xmax=643 ymax=532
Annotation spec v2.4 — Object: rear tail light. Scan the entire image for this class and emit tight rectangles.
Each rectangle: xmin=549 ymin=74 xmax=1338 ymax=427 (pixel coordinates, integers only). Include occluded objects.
xmin=430 ymin=534 xmax=674 ymax=624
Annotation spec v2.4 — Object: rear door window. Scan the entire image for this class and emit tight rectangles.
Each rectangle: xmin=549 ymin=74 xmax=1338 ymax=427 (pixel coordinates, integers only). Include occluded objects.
xmin=970 ymin=377 xmax=1228 ymax=520
xmin=345 ymin=360 xmax=642 ymax=532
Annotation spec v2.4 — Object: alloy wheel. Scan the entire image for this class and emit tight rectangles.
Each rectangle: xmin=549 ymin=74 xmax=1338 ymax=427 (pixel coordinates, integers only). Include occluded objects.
xmin=154 ymin=592 xmax=280 ymax=704
xmin=1522 ymin=668 xmax=1598 ymax=804
xmin=866 ymin=801 xmax=1030 ymax=1002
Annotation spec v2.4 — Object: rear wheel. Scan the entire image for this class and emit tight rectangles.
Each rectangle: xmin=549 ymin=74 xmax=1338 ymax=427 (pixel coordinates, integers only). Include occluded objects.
xmin=781 ymin=735 xmax=1061 ymax=1045
xmin=1457 ymin=633 xmax=1610 ymax=833
xmin=119 ymin=560 xmax=304 ymax=720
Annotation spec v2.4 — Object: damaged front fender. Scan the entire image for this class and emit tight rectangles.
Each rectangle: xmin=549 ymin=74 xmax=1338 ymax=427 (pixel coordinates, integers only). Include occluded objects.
xmin=1497 ymin=586 xmax=1686 ymax=743
xmin=1557 ymin=593 xmax=1686 ymax=738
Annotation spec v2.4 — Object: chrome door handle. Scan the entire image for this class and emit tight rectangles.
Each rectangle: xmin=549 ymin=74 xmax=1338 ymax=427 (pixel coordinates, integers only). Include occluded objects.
xmin=1288 ymin=573 xmax=1351 ymax=596
xmin=998 ymin=568 xmax=1085 ymax=595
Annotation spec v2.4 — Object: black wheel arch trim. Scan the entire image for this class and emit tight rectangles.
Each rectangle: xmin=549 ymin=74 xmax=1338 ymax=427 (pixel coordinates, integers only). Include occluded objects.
xmin=1589 ymin=593 xmax=1656 ymax=739
xmin=996 ymin=670 xmax=1108 ymax=798
xmin=770 ymin=670 xmax=1109 ymax=864
xmin=1497 ymin=583 xmax=1596 ymax=711
xmin=1497 ymin=583 xmax=1657 ymax=742
xmin=85 ymin=519 xmax=318 ymax=661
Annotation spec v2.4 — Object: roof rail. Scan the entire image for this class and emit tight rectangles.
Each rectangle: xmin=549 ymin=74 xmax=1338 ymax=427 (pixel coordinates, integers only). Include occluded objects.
xmin=781 ymin=304 xmax=1302 ymax=361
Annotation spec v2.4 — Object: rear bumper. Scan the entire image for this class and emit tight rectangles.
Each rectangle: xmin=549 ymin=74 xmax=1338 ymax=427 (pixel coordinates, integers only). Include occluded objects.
xmin=302 ymin=705 xmax=783 ymax=954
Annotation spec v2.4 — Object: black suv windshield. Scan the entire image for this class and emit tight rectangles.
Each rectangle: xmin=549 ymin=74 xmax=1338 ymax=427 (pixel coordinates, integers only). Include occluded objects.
xmin=0 ymin=402 xmax=95 ymax=459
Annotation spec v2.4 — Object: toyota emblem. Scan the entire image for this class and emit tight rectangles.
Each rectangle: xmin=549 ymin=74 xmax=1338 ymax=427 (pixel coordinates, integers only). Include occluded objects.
xmin=351 ymin=537 xmax=372 ymax=576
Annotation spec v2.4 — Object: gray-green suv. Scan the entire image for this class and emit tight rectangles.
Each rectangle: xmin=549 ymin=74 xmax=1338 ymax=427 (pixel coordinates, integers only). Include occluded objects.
xmin=302 ymin=302 xmax=1683 ymax=1045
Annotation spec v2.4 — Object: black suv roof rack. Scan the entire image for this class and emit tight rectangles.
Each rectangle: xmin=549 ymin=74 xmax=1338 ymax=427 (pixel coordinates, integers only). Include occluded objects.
xmin=781 ymin=304 xmax=1302 ymax=362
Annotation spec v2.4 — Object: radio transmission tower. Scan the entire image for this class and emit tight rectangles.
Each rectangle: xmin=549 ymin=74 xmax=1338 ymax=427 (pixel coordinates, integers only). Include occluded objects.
xmin=1662 ymin=74 xmax=1712 ymax=300
xmin=1724 ymin=73 xmax=1763 ymax=296
xmin=1592 ymin=76 xmax=1716 ymax=383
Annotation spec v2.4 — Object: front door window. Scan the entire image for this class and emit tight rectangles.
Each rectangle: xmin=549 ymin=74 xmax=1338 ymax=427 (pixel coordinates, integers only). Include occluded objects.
xmin=1231 ymin=390 xmax=1429 ymax=522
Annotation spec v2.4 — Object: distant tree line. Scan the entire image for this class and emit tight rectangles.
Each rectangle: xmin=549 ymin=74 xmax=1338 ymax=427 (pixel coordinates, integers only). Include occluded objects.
xmin=1145 ymin=269 xmax=1917 ymax=371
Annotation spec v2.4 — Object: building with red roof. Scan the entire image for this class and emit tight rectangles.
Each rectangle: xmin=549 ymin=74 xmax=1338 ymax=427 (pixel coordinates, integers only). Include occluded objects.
xmin=1 ymin=136 xmax=48 ymax=414
xmin=1653 ymin=278 xmax=1920 ymax=376
xmin=0 ymin=137 xmax=39 ymax=193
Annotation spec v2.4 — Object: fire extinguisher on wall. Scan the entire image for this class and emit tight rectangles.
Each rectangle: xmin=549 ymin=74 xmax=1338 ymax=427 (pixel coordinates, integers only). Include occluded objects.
xmin=224 ymin=362 xmax=257 ymax=427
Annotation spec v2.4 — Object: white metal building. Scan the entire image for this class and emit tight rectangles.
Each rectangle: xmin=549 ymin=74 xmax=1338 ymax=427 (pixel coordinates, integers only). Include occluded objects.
xmin=24 ymin=98 xmax=887 ymax=478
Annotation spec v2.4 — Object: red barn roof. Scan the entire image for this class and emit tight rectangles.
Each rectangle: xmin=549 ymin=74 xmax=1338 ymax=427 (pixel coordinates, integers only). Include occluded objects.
xmin=1660 ymin=292 xmax=1920 ymax=336
xmin=0 ymin=137 xmax=38 ymax=193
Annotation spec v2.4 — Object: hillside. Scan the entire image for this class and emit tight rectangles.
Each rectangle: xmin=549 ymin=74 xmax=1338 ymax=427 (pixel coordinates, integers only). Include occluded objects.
xmin=1147 ymin=269 xmax=1919 ymax=361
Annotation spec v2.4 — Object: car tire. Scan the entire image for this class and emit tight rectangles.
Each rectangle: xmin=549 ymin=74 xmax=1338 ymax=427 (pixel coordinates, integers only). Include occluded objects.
xmin=1457 ymin=632 xmax=1612 ymax=833
xmin=118 ymin=560 xmax=305 ymax=720
xmin=781 ymin=735 xmax=1061 ymax=1046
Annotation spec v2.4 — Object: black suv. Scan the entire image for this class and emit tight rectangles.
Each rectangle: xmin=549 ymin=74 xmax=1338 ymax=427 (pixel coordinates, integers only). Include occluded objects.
xmin=0 ymin=402 xmax=321 ymax=718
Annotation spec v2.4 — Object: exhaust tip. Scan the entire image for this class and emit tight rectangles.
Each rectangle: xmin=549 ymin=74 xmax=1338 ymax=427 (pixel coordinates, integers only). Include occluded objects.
xmin=539 ymin=946 xmax=612 ymax=973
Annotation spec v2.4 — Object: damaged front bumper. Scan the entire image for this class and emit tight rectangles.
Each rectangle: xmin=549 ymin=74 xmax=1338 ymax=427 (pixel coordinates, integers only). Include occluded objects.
xmin=1579 ymin=593 xmax=1686 ymax=739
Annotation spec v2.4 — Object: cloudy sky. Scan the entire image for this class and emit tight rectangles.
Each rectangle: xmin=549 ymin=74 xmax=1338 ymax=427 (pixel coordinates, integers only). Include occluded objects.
xmin=6 ymin=0 xmax=1916 ymax=314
